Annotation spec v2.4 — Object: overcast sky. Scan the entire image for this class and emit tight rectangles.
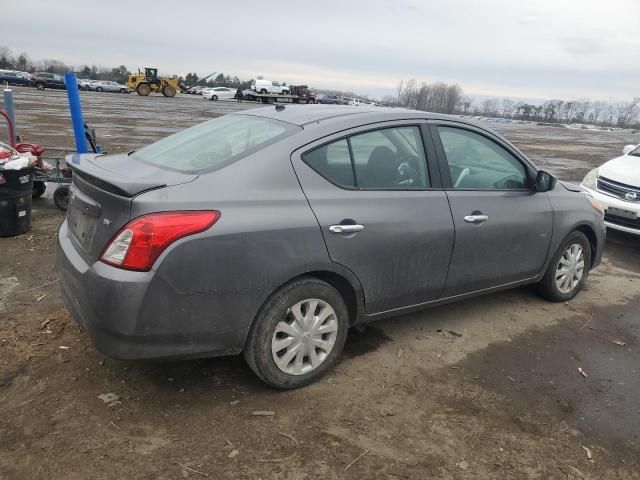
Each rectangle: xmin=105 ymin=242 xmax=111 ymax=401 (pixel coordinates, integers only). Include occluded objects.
xmin=4 ymin=0 xmax=640 ymax=101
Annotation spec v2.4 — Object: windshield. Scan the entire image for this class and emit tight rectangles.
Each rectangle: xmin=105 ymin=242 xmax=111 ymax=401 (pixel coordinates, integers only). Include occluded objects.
xmin=132 ymin=115 xmax=299 ymax=173
xmin=629 ymin=145 xmax=640 ymax=157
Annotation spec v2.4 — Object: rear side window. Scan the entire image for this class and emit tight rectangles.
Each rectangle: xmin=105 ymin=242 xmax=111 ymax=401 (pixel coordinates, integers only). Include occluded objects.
xmin=132 ymin=115 xmax=299 ymax=173
xmin=303 ymin=139 xmax=355 ymax=188
xmin=303 ymin=126 xmax=429 ymax=190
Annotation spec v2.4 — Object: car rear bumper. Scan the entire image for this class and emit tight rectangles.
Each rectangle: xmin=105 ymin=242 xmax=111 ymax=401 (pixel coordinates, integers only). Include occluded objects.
xmin=582 ymin=185 xmax=640 ymax=236
xmin=57 ymin=220 xmax=252 ymax=360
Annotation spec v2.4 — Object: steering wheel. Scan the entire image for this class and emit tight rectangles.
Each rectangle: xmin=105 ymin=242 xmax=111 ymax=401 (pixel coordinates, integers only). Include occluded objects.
xmin=492 ymin=174 xmax=525 ymax=190
xmin=454 ymin=167 xmax=471 ymax=188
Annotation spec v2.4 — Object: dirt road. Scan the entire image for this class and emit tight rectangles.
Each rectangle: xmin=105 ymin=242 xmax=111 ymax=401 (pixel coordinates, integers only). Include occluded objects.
xmin=1 ymin=88 xmax=639 ymax=479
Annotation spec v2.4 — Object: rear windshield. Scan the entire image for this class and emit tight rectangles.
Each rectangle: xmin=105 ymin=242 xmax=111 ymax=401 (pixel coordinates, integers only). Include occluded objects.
xmin=132 ymin=115 xmax=300 ymax=173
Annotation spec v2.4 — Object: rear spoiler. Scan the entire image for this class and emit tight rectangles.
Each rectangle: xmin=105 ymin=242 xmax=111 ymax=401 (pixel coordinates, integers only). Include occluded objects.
xmin=66 ymin=153 xmax=173 ymax=198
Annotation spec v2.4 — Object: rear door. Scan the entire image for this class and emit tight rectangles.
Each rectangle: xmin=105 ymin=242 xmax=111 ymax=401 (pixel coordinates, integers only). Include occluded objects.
xmin=292 ymin=121 xmax=454 ymax=314
xmin=429 ymin=121 xmax=553 ymax=297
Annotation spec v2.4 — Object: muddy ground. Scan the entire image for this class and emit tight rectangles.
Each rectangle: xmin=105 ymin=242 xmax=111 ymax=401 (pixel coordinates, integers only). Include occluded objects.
xmin=1 ymin=87 xmax=640 ymax=479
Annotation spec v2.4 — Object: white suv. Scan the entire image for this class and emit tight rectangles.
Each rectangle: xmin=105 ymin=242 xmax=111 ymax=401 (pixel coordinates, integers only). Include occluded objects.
xmin=252 ymin=79 xmax=289 ymax=95
xmin=581 ymin=144 xmax=640 ymax=235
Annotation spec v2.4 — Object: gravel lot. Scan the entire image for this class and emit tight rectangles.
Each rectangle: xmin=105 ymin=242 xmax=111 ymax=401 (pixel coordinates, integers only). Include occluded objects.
xmin=1 ymin=87 xmax=640 ymax=479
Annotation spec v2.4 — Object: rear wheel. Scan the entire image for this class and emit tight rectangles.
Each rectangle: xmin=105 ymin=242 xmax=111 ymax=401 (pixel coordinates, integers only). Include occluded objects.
xmin=136 ymin=83 xmax=151 ymax=96
xmin=162 ymin=85 xmax=176 ymax=97
xmin=537 ymin=231 xmax=591 ymax=302
xmin=120 ymin=88 xmax=127 ymax=93
xmin=260 ymin=89 xmax=268 ymax=94
xmin=53 ymin=185 xmax=70 ymax=211
xmin=210 ymin=94 xmax=218 ymax=101
xmin=96 ymin=86 xmax=103 ymax=92
xmin=35 ymin=82 xmax=45 ymax=91
xmin=244 ymin=278 xmax=348 ymax=389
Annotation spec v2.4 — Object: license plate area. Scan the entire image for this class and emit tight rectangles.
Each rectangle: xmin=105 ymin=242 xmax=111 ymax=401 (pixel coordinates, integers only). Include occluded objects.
xmin=68 ymin=207 xmax=97 ymax=252
xmin=608 ymin=206 xmax=638 ymax=220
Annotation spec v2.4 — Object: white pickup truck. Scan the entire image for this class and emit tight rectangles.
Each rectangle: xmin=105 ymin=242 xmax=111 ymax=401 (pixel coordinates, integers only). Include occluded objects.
xmin=252 ymin=79 xmax=290 ymax=95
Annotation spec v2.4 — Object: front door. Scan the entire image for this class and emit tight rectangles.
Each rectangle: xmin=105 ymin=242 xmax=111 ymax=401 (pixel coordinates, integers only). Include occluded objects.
xmin=292 ymin=122 xmax=455 ymax=314
xmin=429 ymin=122 xmax=554 ymax=297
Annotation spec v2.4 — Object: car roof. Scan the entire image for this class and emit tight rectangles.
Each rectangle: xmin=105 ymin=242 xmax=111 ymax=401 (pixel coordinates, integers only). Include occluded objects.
xmin=237 ymin=105 xmax=462 ymax=127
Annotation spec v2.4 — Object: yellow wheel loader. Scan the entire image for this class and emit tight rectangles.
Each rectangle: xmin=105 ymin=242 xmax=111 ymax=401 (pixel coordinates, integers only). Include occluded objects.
xmin=126 ymin=68 xmax=183 ymax=97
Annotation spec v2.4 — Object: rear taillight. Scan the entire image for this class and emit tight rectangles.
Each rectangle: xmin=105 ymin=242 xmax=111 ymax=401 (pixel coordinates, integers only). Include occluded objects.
xmin=100 ymin=211 xmax=220 ymax=271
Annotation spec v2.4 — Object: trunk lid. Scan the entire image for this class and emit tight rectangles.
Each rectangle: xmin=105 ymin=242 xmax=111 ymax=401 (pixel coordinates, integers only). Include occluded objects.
xmin=66 ymin=152 xmax=197 ymax=263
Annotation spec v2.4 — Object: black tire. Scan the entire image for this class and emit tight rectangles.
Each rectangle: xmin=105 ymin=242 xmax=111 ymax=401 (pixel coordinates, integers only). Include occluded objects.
xmin=32 ymin=181 xmax=46 ymax=198
xmin=96 ymin=87 xmax=103 ymax=92
xmin=35 ymin=82 xmax=45 ymax=91
xmin=281 ymin=90 xmax=288 ymax=95
xmin=260 ymin=89 xmax=268 ymax=94
xmin=243 ymin=277 xmax=349 ymax=390
xmin=53 ymin=185 xmax=70 ymax=211
xmin=162 ymin=85 xmax=176 ymax=97
xmin=136 ymin=83 xmax=151 ymax=96
xmin=537 ymin=230 xmax=591 ymax=302
xmin=120 ymin=88 xmax=127 ymax=93
xmin=210 ymin=94 xmax=218 ymax=101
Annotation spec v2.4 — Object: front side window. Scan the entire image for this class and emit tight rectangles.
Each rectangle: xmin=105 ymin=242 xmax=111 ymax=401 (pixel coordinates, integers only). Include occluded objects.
xmin=437 ymin=126 xmax=528 ymax=190
xmin=133 ymin=115 xmax=299 ymax=173
xmin=303 ymin=126 xmax=429 ymax=190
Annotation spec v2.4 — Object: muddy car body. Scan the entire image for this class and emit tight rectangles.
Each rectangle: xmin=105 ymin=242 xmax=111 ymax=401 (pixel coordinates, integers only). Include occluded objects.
xmin=58 ymin=106 xmax=605 ymax=388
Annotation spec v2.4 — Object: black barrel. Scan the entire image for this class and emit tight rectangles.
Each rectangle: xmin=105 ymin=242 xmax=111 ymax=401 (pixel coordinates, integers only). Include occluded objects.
xmin=0 ymin=168 xmax=33 ymax=237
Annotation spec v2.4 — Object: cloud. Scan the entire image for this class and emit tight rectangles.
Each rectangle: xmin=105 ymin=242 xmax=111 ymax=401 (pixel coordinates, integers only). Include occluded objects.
xmin=4 ymin=0 xmax=640 ymax=100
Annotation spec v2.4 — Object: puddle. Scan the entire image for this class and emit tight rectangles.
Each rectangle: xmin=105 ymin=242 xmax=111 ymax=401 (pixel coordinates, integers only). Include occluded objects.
xmin=452 ymin=295 xmax=640 ymax=457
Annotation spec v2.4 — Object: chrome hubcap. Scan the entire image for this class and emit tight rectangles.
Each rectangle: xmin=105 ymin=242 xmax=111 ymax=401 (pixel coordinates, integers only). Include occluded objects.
xmin=271 ymin=299 xmax=338 ymax=375
xmin=555 ymin=243 xmax=585 ymax=294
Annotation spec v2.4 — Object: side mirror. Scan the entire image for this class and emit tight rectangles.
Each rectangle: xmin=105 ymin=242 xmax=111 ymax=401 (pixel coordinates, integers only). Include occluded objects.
xmin=535 ymin=170 xmax=557 ymax=192
xmin=623 ymin=144 xmax=636 ymax=155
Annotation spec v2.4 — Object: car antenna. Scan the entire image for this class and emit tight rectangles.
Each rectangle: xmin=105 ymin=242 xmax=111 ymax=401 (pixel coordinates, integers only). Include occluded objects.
xmin=275 ymin=104 xmax=285 ymax=112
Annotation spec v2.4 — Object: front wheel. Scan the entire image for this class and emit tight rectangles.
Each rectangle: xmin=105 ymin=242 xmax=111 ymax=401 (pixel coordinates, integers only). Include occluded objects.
xmin=96 ymin=87 xmax=103 ymax=92
xmin=35 ymin=82 xmax=45 ymax=91
xmin=210 ymin=94 xmax=218 ymax=101
xmin=537 ymin=231 xmax=591 ymax=302
xmin=244 ymin=278 xmax=349 ymax=389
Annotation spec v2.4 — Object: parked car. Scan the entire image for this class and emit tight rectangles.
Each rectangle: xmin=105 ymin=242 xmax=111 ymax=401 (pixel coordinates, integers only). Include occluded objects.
xmin=31 ymin=72 xmax=66 ymax=90
xmin=90 ymin=80 xmax=131 ymax=93
xmin=252 ymin=79 xmax=290 ymax=95
xmin=58 ymin=106 xmax=604 ymax=389
xmin=203 ymin=86 xmax=236 ymax=101
xmin=77 ymin=78 xmax=94 ymax=91
xmin=581 ymin=144 xmax=640 ymax=235
xmin=318 ymin=95 xmax=340 ymax=105
xmin=0 ymin=69 xmax=31 ymax=86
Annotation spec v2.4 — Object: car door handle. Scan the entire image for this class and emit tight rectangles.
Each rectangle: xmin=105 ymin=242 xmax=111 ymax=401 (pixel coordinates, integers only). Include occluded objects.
xmin=464 ymin=214 xmax=489 ymax=224
xmin=329 ymin=224 xmax=365 ymax=234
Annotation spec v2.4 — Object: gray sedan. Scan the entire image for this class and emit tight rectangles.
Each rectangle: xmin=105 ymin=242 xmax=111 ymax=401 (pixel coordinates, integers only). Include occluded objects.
xmin=90 ymin=80 xmax=131 ymax=93
xmin=58 ymin=106 xmax=605 ymax=389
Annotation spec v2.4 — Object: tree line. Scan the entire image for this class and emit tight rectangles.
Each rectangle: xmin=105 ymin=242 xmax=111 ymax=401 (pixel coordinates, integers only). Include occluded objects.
xmin=391 ymin=78 xmax=640 ymax=129
xmin=2 ymin=45 xmax=638 ymax=128
xmin=0 ymin=46 xmax=255 ymax=89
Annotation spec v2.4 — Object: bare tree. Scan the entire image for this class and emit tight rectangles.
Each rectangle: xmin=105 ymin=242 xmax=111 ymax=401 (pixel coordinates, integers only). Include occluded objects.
xmin=590 ymin=101 xmax=607 ymax=125
xmin=0 ymin=46 xmax=13 ymax=69
xmin=616 ymin=98 xmax=640 ymax=128
xmin=481 ymin=98 xmax=499 ymax=117
xmin=501 ymin=99 xmax=515 ymax=118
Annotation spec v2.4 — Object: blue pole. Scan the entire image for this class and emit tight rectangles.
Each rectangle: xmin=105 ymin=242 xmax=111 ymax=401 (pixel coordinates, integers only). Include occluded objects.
xmin=3 ymin=88 xmax=18 ymax=143
xmin=64 ymin=72 xmax=89 ymax=153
